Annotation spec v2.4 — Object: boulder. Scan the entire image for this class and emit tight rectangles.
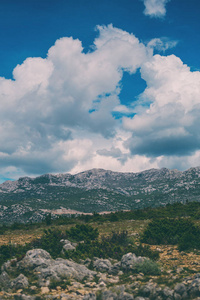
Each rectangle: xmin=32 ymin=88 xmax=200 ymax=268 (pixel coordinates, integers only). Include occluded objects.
xmin=83 ymin=293 xmax=96 ymax=300
xmin=0 ymin=271 xmax=11 ymax=290
xmin=13 ymin=295 xmax=35 ymax=300
xmin=93 ymin=258 xmax=112 ymax=273
xmin=83 ymin=258 xmax=92 ymax=268
xmin=109 ymin=262 xmax=121 ymax=275
xmin=1 ymin=258 xmax=17 ymax=273
xmin=60 ymin=239 xmax=76 ymax=252
xmin=162 ymin=286 xmax=173 ymax=299
xmin=174 ymin=283 xmax=187 ymax=295
xmin=63 ymin=243 xmax=76 ymax=251
xmin=17 ymin=249 xmax=52 ymax=270
xmin=141 ymin=282 xmax=160 ymax=299
xmin=121 ymin=253 xmax=145 ymax=270
xmin=11 ymin=274 xmax=29 ymax=290
xmin=15 ymin=248 xmax=96 ymax=286
xmin=188 ymin=277 xmax=200 ymax=297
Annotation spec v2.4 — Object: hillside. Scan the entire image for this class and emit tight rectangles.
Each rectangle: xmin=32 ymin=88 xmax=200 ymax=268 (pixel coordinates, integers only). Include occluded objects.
xmin=1 ymin=167 xmax=200 ymax=223
xmin=1 ymin=204 xmax=200 ymax=299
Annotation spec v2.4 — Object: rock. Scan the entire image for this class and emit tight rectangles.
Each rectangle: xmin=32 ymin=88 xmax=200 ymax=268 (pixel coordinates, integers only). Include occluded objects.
xmin=101 ymin=290 xmax=118 ymax=299
xmin=17 ymin=249 xmax=52 ymax=270
xmin=83 ymin=293 xmax=96 ymax=300
xmin=109 ymin=262 xmax=121 ymax=275
xmin=61 ymin=239 xmax=76 ymax=252
xmin=41 ymin=286 xmax=50 ymax=294
xmin=121 ymin=253 xmax=145 ymax=270
xmin=11 ymin=274 xmax=29 ymax=290
xmin=182 ymin=291 xmax=189 ymax=299
xmin=52 ymin=258 xmax=96 ymax=281
xmin=0 ymin=271 xmax=11 ymax=290
xmin=99 ymin=281 xmax=106 ymax=287
xmin=30 ymin=285 xmax=37 ymax=291
xmin=162 ymin=286 xmax=173 ymax=299
xmin=1 ymin=259 xmax=17 ymax=273
xmin=117 ymin=292 xmax=134 ymax=299
xmin=13 ymin=295 xmax=35 ymax=300
xmin=63 ymin=243 xmax=76 ymax=251
xmin=106 ymin=276 xmax=119 ymax=284
xmin=174 ymin=283 xmax=187 ymax=295
xmin=141 ymin=283 xmax=159 ymax=298
xmin=188 ymin=277 xmax=200 ymax=297
xmin=173 ymin=293 xmax=182 ymax=300
xmin=16 ymin=249 xmax=96 ymax=285
xmin=93 ymin=258 xmax=112 ymax=273
xmin=84 ymin=258 xmax=92 ymax=268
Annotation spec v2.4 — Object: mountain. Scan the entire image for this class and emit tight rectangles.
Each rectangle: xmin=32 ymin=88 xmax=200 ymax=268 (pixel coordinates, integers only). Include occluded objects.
xmin=1 ymin=167 xmax=200 ymax=223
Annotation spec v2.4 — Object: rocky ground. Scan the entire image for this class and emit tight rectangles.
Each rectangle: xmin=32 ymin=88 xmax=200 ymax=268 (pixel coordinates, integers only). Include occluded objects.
xmin=1 ymin=242 xmax=200 ymax=300
xmin=1 ymin=218 xmax=200 ymax=299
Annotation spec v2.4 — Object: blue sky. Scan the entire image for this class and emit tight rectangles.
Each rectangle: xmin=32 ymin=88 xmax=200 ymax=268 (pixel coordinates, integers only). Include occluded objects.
xmin=0 ymin=0 xmax=200 ymax=182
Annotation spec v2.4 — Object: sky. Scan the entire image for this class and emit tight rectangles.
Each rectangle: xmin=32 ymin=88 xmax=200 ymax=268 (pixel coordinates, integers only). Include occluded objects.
xmin=0 ymin=0 xmax=200 ymax=182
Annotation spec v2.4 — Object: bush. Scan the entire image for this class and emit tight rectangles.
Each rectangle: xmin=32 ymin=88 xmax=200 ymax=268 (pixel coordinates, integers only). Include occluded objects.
xmin=66 ymin=224 xmax=99 ymax=242
xmin=141 ymin=217 xmax=200 ymax=251
xmin=134 ymin=259 xmax=161 ymax=275
xmin=133 ymin=244 xmax=159 ymax=261
xmin=64 ymin=230 xmax=159 ymax=262
xmin=32 ymin=228 xmax=65 ymax=258
xmin=0 ymin=244 xmax=29 ymax=268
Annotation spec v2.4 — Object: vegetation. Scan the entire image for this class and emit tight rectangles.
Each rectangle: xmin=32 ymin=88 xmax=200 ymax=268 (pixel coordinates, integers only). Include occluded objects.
xmin=0 ymin=244 xmax=29 ymax=268
xmin=64 ymin=229 xmax=159 ymax=261
xmin=2 ymin=201 xmax=200 ymax=271
xmin=66 ymin=224 xmax=99 ymax=241
xmin=0 ymin=225 xmax=158 ymax=269
xmin=2 ymin=201 xmax=200 ymax=235
xmin=141 ymin=217 xmax=200 ymax=251
xmin=133 ymin=259 xmax=161 ymax=276
xmin=31 ymin=228 xmax=65 ymax=258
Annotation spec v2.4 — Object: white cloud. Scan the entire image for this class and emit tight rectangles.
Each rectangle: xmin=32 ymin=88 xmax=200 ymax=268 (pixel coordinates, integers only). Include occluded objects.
xmin=123 ymin=54 xmax=200 ymax=159
xmin=147 ymin=38 xmax=178 ymax=52
xmin=0 ymin=25 xmax=151 ymax=179
xmin=142 ymin=0 xmax=170 ymax=18
xmin=1 ymin=24 xmax=200 ymax=181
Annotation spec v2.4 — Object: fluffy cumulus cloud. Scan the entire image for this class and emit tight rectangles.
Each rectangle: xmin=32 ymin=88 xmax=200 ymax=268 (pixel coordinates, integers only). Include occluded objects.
xmin=0 ymin=25 xmax=152 ymax=179
xmin=123 ymin=54 xmax=200 ymax=167
xmin=142 ymin=0 xmax=170 ymax=18
xmin=1 ymin=24 xmax=200 ymax=181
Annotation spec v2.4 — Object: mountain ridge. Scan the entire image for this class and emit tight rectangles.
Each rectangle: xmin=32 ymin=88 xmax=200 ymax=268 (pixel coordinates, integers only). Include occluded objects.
xmin=1 ymin=166 xmax=200 ymax=223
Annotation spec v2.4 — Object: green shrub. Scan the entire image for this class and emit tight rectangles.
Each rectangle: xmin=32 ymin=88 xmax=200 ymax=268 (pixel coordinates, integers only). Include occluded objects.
xmin=45 ymin=213 xmax=52 ymax=226
xmin=0 ymin=244 xmax=29 ymax=268
xmin=134 ymin=259 xmax=161 ymax=275
xmin=32 ymin=228 xmax=65 ymax=258
xmin=66 ymin=224 xmax=99 ymax=242
xmin=132 ymin=244 xmax=159 ymax=261
xmin=141 ymin=217 xmax=200 ymax=251
xmin=64 ymin=230 xmax=159 ymax=261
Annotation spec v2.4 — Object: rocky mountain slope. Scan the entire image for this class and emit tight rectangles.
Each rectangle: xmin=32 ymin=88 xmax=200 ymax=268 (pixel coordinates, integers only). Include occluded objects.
xmin=1 ymin=167 xmax=200 ymax=223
